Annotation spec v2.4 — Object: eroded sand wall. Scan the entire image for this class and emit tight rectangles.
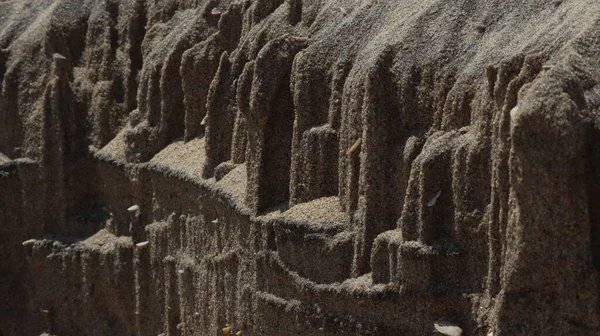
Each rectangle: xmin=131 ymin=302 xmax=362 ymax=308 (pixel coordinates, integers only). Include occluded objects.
xmin=0 ymin=0 xmax=599 ymax=335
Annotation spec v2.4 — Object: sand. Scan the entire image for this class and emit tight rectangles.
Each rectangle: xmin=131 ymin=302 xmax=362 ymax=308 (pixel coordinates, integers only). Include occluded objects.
xmin=0 ymin=0 xmax=599 ymax=335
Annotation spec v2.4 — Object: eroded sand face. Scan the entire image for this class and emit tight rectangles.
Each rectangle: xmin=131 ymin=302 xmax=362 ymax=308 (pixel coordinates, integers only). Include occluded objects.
xmin=0 ymin=0 xmax=599 ymax=335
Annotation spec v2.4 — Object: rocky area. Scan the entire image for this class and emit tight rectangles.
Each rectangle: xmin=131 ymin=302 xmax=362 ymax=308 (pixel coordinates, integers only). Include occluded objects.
xmin=0 ymin=0 xmax=599 ymax=335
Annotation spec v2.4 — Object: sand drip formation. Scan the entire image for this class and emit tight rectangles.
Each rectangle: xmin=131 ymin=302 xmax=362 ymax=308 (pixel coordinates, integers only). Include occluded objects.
xmin=0 ymin=0 xmax=599 ymax=335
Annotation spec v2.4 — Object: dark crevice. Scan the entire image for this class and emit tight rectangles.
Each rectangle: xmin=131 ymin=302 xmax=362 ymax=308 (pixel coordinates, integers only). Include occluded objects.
xmin=0 ymin=49 xmax=7 ymax=91
xmin=107 ymin=1 xmax=119 ymax=61
xmin=422 ymin=151 xmax=455 ymax=244
xmin=126 ymin=0 xmax=147 ymax=112
xmin=288 ymin=0 xmax=302 ymax=25
xmin=0 ymin=35 xmax=12 ymax=49
xmin=344 ymin=87 xmax=364 ymax=214
xmin=457 ymin=90 xmax=475 ymax=128
xmin=163 ymin=45 xmax=188 ymax=143
xmin=587 ymin=125 xmax=600 ymax=272
xmin=0 ymin=69 xmax=23 ymax=157
xmin=266 ymin=225 xmax=277 ymax=251
xmin=584 ymin=117 xmax=600 ymax=317
xmin=486 ymin=65 xmax=498 ymax=96
xmin=203 ymin=52 xmax=237 ymax=178
xmin=69 ymin=18 xmax=89 ymax=68
xmin=111 ymin=74 xmax=125 ymax=104
xmin=260 ymin=71 xmax=295 ymax=209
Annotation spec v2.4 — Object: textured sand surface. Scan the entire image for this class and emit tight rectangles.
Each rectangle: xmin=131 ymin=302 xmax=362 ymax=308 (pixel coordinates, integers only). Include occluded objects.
xmin=0 ymin=0 xmax=599 ymax=335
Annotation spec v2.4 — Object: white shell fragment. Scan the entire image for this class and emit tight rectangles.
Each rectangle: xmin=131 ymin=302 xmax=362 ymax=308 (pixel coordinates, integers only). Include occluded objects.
xmin=136 ymin=241 xmax=149 ymax=248
xmin=427 ymin=191 xmax=442 ymax=207
xmin=211 ymin=219 xmax=219 ymax=224
xmin=487 ymin=331 xmax=494 ymax=336
xmin=339 ymin=7 xmax=347 ymax=16
xmin=434 ymin=321 xmax=463 ymax=336
xmin=22 ymin=239 xmax=36 ymax=247
xmin=211 ymin=8 xmax=222 ymax=15
xmin=128 ymin=204 xmax=140 ymax=212
xmin=201 ymin=115 xmax=208 ymax=126
xmin=178 ymin=269 xmax=185 ymax=274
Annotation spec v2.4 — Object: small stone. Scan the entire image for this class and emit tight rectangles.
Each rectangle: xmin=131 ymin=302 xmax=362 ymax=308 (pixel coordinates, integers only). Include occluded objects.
xmin=434 ymin=321 xmax=462 ymax=336
xmin=52 ymin=53 xmax=68 ymax=73
xmin=136 ymin=241 xmax=149 ymax=248
xmin=427 ymin=191 xmax=442 ymax=207
xmin=346 ymin=138 xmax=362 ymax=155
xmin=22 ymin=239 xmax=36 ymax=247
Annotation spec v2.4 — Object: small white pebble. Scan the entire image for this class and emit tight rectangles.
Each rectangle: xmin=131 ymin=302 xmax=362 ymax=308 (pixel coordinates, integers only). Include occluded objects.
xmin=487 ymin=330 xmax=494 ymax=336
xmin=434 ymin=322 xmax=462 ymax=336
xmin=178 ymin=269 xmax=185 ymax=274
xmin=201 ymin=115 xmax=208 ymax=126
xmin=211 ymin=8 xmax=222 ymax=15
xmin=211 ymin=219 xmax=219 ymax=224
xmin=339 ymin=7 xmax=347 ymax=15
xmin=427 ymin=191 xmax=442 ymax=207
xmin=22 ymin=239 xmax=36 ymax=247
xmin=136 ymin=241 xmax=149 ymax=248
xmin=128 ymin=204 xmax=140 ymax=212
